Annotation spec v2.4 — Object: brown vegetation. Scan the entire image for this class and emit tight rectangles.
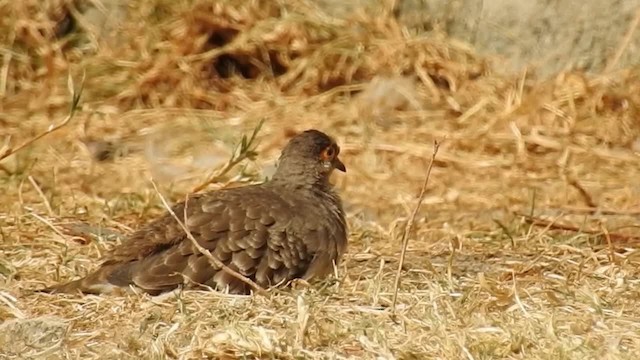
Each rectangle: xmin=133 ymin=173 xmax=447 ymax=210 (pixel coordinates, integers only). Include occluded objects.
xmin=1 ymin=0 xmax=640 ymax=358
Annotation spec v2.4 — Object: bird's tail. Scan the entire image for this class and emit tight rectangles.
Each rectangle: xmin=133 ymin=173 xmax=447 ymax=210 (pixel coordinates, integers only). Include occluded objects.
xmin=39 ymin=265 xmax=126 ymax=295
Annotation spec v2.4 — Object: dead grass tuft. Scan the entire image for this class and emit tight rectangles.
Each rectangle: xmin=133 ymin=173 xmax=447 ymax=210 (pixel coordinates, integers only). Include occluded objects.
xmin=2 ymin=0 xmax=640 ymax=358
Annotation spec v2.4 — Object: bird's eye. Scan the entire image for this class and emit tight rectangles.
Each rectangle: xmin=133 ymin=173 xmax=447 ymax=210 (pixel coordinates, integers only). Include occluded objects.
xmin=321 ymin=146 xmax=335 ymax=160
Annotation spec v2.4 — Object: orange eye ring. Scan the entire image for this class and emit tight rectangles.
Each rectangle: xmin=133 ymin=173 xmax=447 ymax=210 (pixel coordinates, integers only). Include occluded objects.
xmin=320 ymin=146 xmax=335 ymax=161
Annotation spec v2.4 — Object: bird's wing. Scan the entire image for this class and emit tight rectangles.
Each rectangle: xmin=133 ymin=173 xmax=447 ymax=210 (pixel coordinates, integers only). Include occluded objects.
xmin=45 ymin=186 xmax=345 ymax=295
xmin=102 ymin=186 xmax=328 ymax=294
xmin=103 ymin=189 xmax=254 ymax=264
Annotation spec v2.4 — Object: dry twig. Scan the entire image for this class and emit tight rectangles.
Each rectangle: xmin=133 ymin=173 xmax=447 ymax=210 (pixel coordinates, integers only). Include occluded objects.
xmin=567 ymin=177 xmax=598 ymax=209
xmin=517 ymin=212 xmax=640 ymax=243
xmin=27 ymin=176 xmax=54 ymax=216
xmin=391 ymin=140 xmax=441 ymax=313
xmin=150 ymin=180 xmax=268 ymax=296
xmin=0 ymin=72 xmax=84 ymax=162
xmin=191 ymin=120 xmax=264 ymax=193
xmin=557 ymin=205 xmax=640 ymax=216
xmin=604 ymin=8 xmax=640 ymax=72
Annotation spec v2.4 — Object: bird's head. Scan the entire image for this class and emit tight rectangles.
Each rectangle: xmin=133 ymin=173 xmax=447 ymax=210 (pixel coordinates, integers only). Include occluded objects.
xmin=272 ymin=129 xmax=346 ymax=187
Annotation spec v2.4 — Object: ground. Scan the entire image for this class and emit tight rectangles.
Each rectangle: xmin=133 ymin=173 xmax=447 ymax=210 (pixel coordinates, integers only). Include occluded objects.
xmin=1 ymin=1 xmax=640 ymax=359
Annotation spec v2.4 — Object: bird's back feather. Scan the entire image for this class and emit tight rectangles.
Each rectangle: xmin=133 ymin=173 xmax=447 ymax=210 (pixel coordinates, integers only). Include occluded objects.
xmin=43 ymin=182 xmax=346 ymax=295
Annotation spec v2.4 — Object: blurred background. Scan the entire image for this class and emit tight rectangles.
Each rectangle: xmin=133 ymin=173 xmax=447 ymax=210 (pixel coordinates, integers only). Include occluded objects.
xmin=1 ymin=0 xmax=640 ymax=358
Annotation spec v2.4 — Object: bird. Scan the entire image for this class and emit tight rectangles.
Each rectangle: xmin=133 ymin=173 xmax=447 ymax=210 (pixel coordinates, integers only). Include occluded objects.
xmin=43 ymin=129 xmax=348 ymax=295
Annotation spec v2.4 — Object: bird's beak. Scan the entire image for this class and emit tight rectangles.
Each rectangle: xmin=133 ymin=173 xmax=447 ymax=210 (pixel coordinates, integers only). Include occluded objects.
xmin=333 ymin=157 xmax=346 ymax=172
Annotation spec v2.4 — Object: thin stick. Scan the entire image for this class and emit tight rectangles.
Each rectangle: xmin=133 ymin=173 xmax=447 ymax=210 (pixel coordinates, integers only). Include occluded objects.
xmin=517 ymin=213 xmax=640 ymax=243
xmin=0 ymin=72 xmax=84 ymax=162
xmin=556 ymin=205 xmax=640 ymax=216
xmin=191 ymin=120 xmax=264 ymax=193
xmin=391 ymin=140 xmax=441 ymax=312
xmin=28 ymin=176 xmax=54 ymax=216
xmin=29 ymin=212 xmax=67 ymax=241
xmin=191 ymin=157 xmax=248 ymax=193
xmin=600 ymin=223 xmax=615 ymax=264
xmin=150 ymin=180 xmax=267 ymax=296
xmin=567 ymin=177 xmax=598 ymax=209
xmin=604 ymin=8 xmax=640 ymax=73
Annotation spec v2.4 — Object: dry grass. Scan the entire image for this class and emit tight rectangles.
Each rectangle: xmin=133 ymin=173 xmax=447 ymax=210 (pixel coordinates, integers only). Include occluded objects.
xmin=2 ymin=0 xmax=640 ymax=358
